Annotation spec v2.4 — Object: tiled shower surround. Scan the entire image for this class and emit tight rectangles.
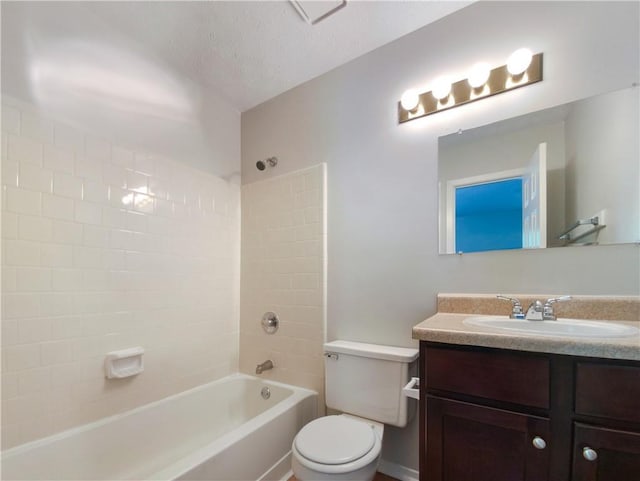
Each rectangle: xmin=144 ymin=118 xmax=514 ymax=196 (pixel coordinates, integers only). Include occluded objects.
xmin=240 ymin=165 xmax=327 ymax=408
xmin=1 ymin=99 xmax=240 ymax=448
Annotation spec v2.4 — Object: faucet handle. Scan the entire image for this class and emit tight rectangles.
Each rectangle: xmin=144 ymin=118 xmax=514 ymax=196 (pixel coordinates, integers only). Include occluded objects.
xmin=543 ymin=295 xmax=572 ymax=320
xmin=544 ymin=295 xmax=572 ymax=306
xmin=497 ymin=295 xmax=525 ymax=319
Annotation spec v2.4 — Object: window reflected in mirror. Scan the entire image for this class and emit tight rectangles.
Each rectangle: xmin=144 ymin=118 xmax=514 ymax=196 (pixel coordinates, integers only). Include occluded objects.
xmin=455 ymin=178 xmax=523 ymax=254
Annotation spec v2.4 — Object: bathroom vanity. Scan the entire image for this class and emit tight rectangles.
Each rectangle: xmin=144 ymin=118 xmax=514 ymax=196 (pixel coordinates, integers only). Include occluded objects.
xmin=412 ymin=296 xmax=640 ymax=481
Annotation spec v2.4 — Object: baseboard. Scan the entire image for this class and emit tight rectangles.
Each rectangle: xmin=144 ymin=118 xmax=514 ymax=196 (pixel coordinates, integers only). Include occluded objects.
xmin=279 ymin=469 xmax=293 ymax=481
xmin=258 ymin=451 xmax=292 ymax=481
xmin=378 ymin=459 xmax=419 ymax=481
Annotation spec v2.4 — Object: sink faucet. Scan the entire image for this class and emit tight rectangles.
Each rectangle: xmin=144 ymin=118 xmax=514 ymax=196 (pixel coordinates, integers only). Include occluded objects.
xmin=497 ymin=295 xmax=525 ymax=319
xmin=525 ymin=300 xmax=545 ymax=320
xmin=255 ymin=360 xmax=273 ymax=374
xmin=526 ymin=296 xmax=572 ymax=321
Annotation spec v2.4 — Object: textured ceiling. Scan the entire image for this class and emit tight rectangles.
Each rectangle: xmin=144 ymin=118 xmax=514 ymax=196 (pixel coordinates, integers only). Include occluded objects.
xmin=81 ymin=1 xmax=471 ymax=111
xmin=3 ymin=1 xmax=471 ymax=112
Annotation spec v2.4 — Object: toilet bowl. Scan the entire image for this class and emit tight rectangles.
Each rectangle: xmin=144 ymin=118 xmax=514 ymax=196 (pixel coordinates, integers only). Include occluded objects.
xmin=291 ymin=340 xmax=418 ymax=481
xmin=291 ymin=415 xmax=383 ymax=481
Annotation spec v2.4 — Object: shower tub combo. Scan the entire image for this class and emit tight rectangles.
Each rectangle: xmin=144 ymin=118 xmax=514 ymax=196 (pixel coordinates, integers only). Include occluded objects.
xmin=1 ymin=374 xmax=317 ymax=480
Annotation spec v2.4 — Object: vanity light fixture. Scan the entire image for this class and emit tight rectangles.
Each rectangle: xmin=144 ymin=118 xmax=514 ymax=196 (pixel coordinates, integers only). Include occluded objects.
xmin=432 ymin=77 xmax=452 ymax=101
xmin=398 ymin=49 xmax=543 ymax=123
xmin=507 ymin=48 xmax=533 ymax=76
xmin=400 ymin=88 xmax=420 ymax=112
xmin=468 ymin=62 xmax=491 ymax=89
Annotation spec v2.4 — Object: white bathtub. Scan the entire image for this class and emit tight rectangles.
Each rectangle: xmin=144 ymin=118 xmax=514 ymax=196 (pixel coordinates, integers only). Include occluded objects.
xmin=1 ymin=374 xmax=317 ymax=480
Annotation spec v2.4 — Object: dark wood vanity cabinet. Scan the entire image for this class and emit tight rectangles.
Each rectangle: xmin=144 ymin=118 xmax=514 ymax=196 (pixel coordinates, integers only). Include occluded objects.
xmin=426 ymin=396 xmax=551 ymax=481
xmin=572 ymin=423 xmax=640 ymax=480
xmin=419 ymin=342 xmax=640 ymax=481
xmin=572 ymin=361 xmax=640 ymax=481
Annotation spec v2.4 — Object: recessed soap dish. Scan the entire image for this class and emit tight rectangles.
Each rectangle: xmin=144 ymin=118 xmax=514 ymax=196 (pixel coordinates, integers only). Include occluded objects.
xmin=104 ymin=347 xmax=144 ymax=379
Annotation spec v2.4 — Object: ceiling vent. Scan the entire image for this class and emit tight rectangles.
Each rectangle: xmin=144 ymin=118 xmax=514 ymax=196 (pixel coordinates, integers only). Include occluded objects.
xmin=290 ymin=1 xmax=347 ymax=25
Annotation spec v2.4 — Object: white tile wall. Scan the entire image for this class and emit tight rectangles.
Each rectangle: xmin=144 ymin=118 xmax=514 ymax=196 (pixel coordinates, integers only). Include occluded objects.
xmin=240 ymin=164 xmax=327 ymax=409
xmin=1 ymin=99 xmax=240 ymax=449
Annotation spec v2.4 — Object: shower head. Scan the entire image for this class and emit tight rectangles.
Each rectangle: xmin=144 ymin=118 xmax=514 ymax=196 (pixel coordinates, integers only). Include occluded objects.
xmin=256 ymin=156 xmax=278 ymax=171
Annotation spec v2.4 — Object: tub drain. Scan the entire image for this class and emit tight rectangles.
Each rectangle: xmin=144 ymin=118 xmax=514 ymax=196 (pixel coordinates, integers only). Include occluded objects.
xmin=261 ymin=387 xmax=271 ymax=399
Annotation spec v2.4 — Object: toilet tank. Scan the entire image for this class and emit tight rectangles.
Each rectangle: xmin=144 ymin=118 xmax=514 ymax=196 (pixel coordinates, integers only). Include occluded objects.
xmin=324 ymin=340 xmax=419 ymax=428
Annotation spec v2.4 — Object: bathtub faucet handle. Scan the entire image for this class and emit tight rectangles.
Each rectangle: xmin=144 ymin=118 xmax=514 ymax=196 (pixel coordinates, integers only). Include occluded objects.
xmin=256 ymin=360 xmax=274 ymax=375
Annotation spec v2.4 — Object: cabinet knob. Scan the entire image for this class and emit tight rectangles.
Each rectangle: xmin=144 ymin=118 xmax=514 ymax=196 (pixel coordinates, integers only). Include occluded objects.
xmin=532 ymin=436 xmax=547 ymax=450
xmin=583 ymin=447 xmax=598 ymax=461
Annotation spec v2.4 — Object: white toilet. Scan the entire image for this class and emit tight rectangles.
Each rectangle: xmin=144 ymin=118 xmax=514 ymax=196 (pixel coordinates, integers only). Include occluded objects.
xmin=292 ymin=340 xmax=419 ymax=481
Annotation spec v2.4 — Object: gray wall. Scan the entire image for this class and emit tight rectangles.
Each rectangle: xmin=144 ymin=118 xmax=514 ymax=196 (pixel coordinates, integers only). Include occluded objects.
xmin=241 ymin=1 xmax=640 ymax=471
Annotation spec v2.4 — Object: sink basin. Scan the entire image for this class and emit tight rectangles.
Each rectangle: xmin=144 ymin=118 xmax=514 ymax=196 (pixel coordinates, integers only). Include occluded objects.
xmin=463 ymin=316 xmax=639 ymax=338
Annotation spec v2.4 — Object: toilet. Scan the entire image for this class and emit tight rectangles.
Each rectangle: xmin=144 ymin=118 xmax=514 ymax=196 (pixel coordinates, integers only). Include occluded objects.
xmin=292 ymin=340 xmax=419 ymax=481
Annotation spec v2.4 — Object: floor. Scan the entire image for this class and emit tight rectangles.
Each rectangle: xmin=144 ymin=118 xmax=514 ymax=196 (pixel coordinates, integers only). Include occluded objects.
xmin=289 ymin=473 xmax=398 ymax=481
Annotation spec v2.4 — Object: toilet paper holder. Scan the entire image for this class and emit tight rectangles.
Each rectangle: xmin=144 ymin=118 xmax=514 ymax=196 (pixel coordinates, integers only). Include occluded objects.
xmin=402 ymin=377 xmax=420 ymax=400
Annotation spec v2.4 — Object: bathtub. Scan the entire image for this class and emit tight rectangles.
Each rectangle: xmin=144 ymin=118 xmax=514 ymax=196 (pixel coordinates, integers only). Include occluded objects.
xmin=1 ymin=374 xmax=317 ymax=480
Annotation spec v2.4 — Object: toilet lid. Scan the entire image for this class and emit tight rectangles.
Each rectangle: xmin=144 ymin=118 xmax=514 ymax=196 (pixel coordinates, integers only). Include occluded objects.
xmin=295 ymin=416 xmax=376 ymax=465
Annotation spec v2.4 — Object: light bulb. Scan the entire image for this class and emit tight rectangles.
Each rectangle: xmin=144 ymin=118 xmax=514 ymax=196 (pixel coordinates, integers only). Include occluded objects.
xmin=468 ymin=62 xmax=491 ymax=89
xmin=432 ymin=77 xmax=451 ymax=101
xmin=400 ymin=89 xmax=420 ymax=111
xmin=507 ymin=48 xmax=533 ymax=76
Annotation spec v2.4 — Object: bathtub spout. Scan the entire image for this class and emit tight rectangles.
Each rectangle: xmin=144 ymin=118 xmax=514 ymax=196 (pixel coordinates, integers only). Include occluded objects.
xmin=256 ymin=360 xmax=273 ymax=375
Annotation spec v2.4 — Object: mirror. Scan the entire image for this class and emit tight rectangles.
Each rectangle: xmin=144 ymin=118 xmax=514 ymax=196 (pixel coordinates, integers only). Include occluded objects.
xmin=438 ymin=86 xmax=639 ymax=254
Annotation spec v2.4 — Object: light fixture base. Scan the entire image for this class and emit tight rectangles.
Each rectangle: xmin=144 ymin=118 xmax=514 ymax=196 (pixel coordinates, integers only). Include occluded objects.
xmin=398 ymin=53 xmax=543 ymax=123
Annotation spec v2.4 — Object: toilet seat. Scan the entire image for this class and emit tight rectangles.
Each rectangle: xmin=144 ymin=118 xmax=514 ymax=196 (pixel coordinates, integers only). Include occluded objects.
xmin=295 ymin=416 xmax=376 ymax=465
xmin=292 ymin=415 xmax=382 ymax=475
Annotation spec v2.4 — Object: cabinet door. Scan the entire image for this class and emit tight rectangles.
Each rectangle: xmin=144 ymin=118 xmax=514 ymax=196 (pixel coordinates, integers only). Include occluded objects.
xmin=572 ymin=423 xmax=640 ymax=481
xmin=426 ymin=395 xmax=550 ymax=481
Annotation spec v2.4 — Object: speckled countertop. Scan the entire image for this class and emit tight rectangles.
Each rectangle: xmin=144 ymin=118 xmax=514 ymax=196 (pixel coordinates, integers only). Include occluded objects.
xmin=412 ymin=294 xmax=640 ymax=361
